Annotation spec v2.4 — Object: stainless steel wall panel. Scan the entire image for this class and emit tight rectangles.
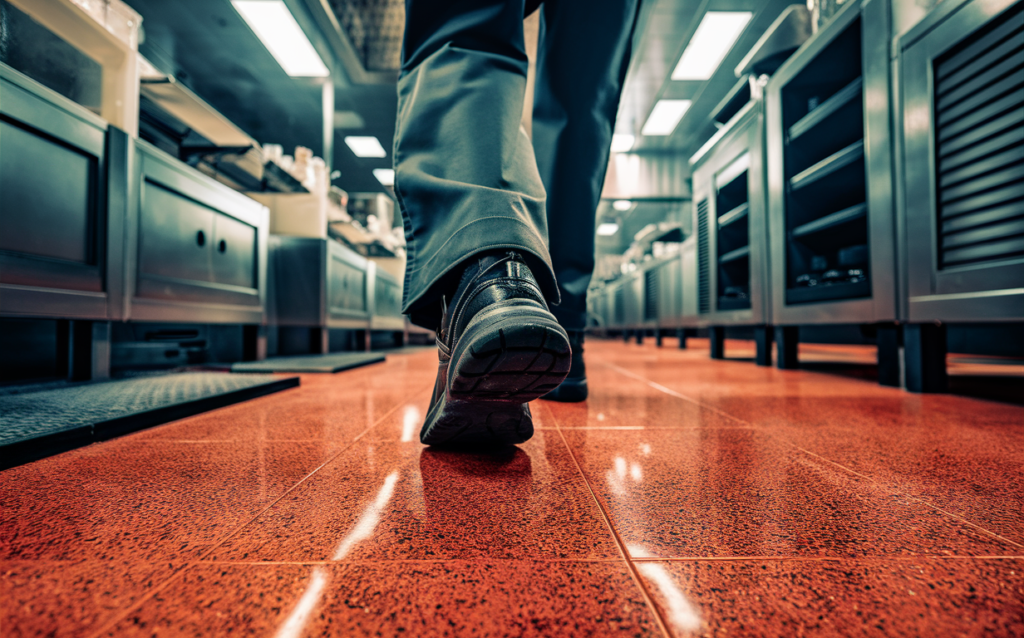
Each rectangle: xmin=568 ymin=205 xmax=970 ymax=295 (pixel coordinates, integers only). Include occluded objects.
xmin=898 ymin=0 xmax=1024 ymax=322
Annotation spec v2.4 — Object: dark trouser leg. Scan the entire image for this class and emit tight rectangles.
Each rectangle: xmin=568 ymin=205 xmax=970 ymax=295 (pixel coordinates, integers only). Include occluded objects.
xmin=876 ymin=323 xmax=901 ymax=387
xmin=754 ymin=325 xmax=772 ymax=367
xmin=776 ymin=326 xmax=799 ymax=369
xmin=532 ymin=0 xmax=642 ymax=331
xmin=395 ymin=0 xmax=555 ymax=330
xmin=709 ymin=326 xmax=725 ymax=359
xmin=904 ymin=323 xmax=948 ymax=393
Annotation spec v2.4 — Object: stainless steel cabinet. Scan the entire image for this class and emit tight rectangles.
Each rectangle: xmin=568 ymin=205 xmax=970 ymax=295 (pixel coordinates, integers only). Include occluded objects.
xmin=690 ymin=101 xmax=772 ymax=329
xmin=127 ymin=140 xmax=268 ymax=324
xmin=369 ymin=264 xmax=405 ymax=331
xmin=271 ymin=236 xmax=369 ymax=331
xmin=897 ymin=0 xmax=1023 ymax=324
xmin=0 ymin=63 xmax=126 ymax=321
xmin=765 ymin=0 xmax=898 ymax=326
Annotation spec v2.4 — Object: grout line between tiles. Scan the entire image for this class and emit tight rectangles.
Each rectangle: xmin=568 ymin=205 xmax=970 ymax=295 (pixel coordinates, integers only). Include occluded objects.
xmin=196 ymin=558 xmax=629 ymax=566
xmin=606 ymin=358 xmax=1024 ymax=552
xmin=86 ymin=383 xmax=432 ymax=638
xmin=630 ymin=555 xmax=1024 ymax=562
xmin=540 ymin=402 xmax=674 ymax=638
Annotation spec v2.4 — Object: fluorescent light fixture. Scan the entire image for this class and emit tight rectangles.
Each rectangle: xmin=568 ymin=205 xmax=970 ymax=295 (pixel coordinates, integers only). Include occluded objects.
xmin=641 ymin=99 xmax=692 ymax=136
xmin=611 ymin=134 xmax=635 ymax=153
xmin=612 ymin=200 xmax=633 ymax=212
xmin=597 ymin=222 xmax=620 ymax=236
xmin=344 ymin=136 xmax=387 ymax=158
xmin=232 ymin=1 xmax=329 ymax=77
xmin=671 ymin=12 xmax=752 ymax=81
xmin=373 ymin=168 xmax=395 ymax=187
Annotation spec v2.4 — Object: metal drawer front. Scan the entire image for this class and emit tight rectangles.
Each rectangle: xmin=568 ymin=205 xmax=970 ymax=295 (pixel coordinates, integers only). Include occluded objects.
xmin=328 ymin=255 xmax=366 ymax=313
xmin=935 ymin=3 xmax=1024 ymax=269
xmin=139 ymin=181 xmax=214 ymax=285
xmin=212 ymin=213 xmax=257 ymax=289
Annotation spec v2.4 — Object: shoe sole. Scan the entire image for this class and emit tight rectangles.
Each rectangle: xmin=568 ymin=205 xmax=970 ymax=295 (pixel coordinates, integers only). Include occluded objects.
xmin=421 ymin=302 xmax=571 ymax=446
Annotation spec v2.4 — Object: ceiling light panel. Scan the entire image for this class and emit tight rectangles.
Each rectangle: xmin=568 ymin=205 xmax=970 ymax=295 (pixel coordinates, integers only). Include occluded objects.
xmin=671 ymin=11 xmax=753 ymax=81
xmin=641 ymin=99 xmax=692 ymax=136
xmin=612 ymin=200 xmax=633 ymax=211
xmin=597 ymin=222 xmax=620 ymax=236
xmin=373 ymin=168 xmax=395 ymax=187
xmin=232 ymin=1 xmax=330 ymax=77
xmin=345 ymin=136 xmax=387 ymax=158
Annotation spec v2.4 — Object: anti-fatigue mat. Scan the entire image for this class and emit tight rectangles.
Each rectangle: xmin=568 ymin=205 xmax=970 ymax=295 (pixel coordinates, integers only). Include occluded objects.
xmin=231 ymin=352 xmax=385 ymax=373
xmin=0 ymin=372 xmax=299 ymax=470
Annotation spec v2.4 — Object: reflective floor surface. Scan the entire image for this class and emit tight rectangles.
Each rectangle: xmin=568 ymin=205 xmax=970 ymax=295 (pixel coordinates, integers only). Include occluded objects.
xmin=2 ymin=339 xmax=1022 ymax=636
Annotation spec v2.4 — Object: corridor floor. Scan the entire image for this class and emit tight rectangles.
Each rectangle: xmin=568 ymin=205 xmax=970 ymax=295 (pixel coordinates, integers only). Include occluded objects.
xmin=2 ymin=339 xmax=1022 ymax=637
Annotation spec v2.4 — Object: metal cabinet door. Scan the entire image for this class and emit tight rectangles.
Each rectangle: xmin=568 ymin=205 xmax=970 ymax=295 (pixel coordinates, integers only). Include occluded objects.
xmin=212 ymin=212 xmax=257 ymax=289
xmin=138 ymin=181 xmax=214 ymax=285
xmin=328 ymin=253 xmax=367 ymax=314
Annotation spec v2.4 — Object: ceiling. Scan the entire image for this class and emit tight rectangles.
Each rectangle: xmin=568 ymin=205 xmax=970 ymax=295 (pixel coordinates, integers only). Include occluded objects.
xmin=124 ymin=0 xmax=795 ymax=197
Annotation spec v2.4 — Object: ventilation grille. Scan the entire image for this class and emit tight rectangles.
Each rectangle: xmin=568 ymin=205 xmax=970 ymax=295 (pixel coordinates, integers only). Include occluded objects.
xmin=614 ymin=286 xmax=626 ymax=325
xmin=934 ymin=4 xmax=1024 ymax=269
xmin=644 ymin=268 xmax=659 ymax=321
xmin=696 ymin=199 xmax=711 ymax=314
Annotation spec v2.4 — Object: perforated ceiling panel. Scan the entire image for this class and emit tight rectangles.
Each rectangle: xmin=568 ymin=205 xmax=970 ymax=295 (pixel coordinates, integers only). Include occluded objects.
xmin=328 ymin=0 xmax=405 ymax=72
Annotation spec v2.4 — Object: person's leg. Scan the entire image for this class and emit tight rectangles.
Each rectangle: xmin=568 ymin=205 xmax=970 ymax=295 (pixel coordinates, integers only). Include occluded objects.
xmin=396 ymin=0 xmax=571 ymax=445
xmin=532 ymin=0 xmax=642 ymax=401
xmin=395 ymin=0 xmax=556 ymax=330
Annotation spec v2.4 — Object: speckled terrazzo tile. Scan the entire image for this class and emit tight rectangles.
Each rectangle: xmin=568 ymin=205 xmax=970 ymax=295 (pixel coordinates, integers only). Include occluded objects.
xmin=0 ymin=440 xmax=331 ymax=561
xmin=211 ymin=428 xmax=620 ymax=561
xmin=636 ymin=558 xmax=1024 ymax=638
xmin=104 ymin=561 xmax=660 ymax=637
xmin=710 ymin=395 xmax=1024 ymax=546
xmin=0 ymin=560 xmax=181 ymax=638
xmin=560 ymin=428 xmax=1016 ymax=559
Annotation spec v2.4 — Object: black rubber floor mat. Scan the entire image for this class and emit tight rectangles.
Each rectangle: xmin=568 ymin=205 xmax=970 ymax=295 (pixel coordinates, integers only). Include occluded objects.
xmin=231 ymin=352 xmax=385 ymax=373
xmin=0 ymin=372 xmax=299 ymax=470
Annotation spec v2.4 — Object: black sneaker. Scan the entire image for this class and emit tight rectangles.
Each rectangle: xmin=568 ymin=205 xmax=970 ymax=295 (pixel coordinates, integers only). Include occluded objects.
xmin=540 ymin=331 xmax=587 ymax=402
xmin=421 ymin=251 xmax=572 ymax=446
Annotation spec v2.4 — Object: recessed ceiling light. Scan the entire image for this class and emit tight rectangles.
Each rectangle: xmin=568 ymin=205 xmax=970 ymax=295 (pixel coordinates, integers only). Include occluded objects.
xmin=612 ymin=200 xmax=633 ymax=211
xmin=671 ymin=12 xmax=752 ymax=81
xmin=373 ymin=168 xmax=395 ymax=187
xmin=345 ymin=136 xmax=387 ymax=158
xmin=597 ymin=222 xmax=620 ymax=236
xmin=641 ymin=99 xmax=692 ymax=136
xmin=232 ymin=1 xmax=329 ymax=77
xmin=611 ymin=134 xmax=635 ymax=153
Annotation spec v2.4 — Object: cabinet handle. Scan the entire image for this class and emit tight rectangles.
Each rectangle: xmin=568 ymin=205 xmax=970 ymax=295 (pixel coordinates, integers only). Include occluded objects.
xmin=218 ymin=239 xmax=227 ymax=253
xmin=196 ymin=230 xmax=206 ymax=247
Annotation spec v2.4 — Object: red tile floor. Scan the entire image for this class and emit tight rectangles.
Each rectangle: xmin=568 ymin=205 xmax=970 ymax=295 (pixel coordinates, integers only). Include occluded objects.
xmin=2 ymin=339 xmax=1022 ymax=637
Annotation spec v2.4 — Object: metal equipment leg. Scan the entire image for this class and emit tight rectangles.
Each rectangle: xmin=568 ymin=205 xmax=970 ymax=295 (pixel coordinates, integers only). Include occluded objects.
xmin=623 ymin=331 xmax=630 ymax=343
xmin=59 ymin=320 xmax=111 ymax=381
xmin=876 ymin=323 xmax=901 ymax=387
xmin=904 ymin=323 xmax=947 ymax=393
xmin=243 ymin=325 xmax=267 ymax=361
xmin=754 ymin=326 xmax=772 ymax=367
xmin=635 ymin=330 xmax=644 ymax=345
xmin=311 ymin=327 xmax=329 ymax=354
xmin=655 ymin=329 xmax=663 ymax=347
xmin=775 ymin=326 xmax=799 ymax=369
xmin=709 ymin=326 xmax=725 ymax=360
xmin=676 ymin=328 xmax=687 ymax=349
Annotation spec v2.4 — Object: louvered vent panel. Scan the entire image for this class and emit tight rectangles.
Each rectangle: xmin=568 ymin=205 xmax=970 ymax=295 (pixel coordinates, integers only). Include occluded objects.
xmin=644 ymin=268 xmax=659 ymax=321
xmin=614 ymin=286 xmax=626 ymax=325
xmin=935 ymin=4 xmax=1024 ymax=269
xmin=696 ymin=199 xmax=711 ymax=314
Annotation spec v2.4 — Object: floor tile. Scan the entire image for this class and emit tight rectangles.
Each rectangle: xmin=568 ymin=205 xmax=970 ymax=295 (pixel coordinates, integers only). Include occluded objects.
xmin=0 ymin=560 xmax=180 ymax=638
xmin=105 ymin=561 xmax=661 ymax=637
xmin=560 ymin=428 xmax=1016 ymax=559
xmin=0 ymin=440 xmax=331 ymax=561
xmin=637 ymin=558 xmax=1024 ymax=637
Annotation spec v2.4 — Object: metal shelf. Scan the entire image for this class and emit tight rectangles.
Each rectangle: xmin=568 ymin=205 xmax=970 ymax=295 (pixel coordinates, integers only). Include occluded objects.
xmin=792 ymin=203 xmax=867 ymax=238
xmin=790 ymin=139 xmax=864 ymax=190
xmin=717 ymin=203 xmax=749 ymax=227
xmin=786 ymin=278 xmax=870 ymax=304
xmin=788 ymin=77 xmax=863 ymax=141
xmin=719 ymin=246 xmax=751 ymax=264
